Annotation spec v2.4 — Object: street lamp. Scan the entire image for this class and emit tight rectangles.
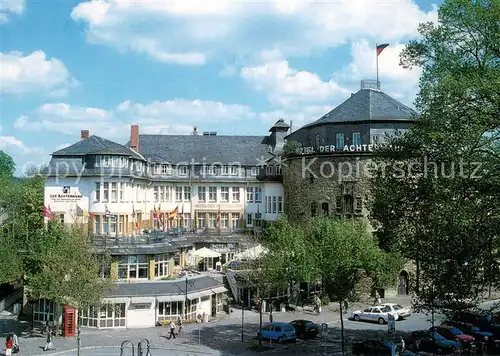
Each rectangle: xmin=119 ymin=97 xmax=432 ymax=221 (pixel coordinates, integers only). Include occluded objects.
xmin=184 ymin=275 xmax=195 ymax=320
xmin=241 ymin=299 xmax=244 ymax=342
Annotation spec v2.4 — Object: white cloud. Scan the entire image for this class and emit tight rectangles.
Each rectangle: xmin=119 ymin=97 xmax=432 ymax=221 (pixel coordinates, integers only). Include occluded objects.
xmin=14 ymin=99 xmax=258 ymax=140
xmin=0 ymin=0 xmax=25 ymax=23
xmin=0 ymin=135 xmax=43 ymax=155
xmin=0 ymin=51 xmax=77 ymax=95
xmin=70 ymin=0 xmax=438 ymax=65
xmin=241 ymin=56 xmax=349 ymax=106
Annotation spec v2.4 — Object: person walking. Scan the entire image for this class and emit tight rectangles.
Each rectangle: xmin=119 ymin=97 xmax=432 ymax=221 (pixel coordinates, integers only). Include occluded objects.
xmin=43 ymin=331 xmax=54 ymax=351
xmin=167 ymin=320 xmax=176 ymax=339
xmin=5 ymin=335 xmax=13 ymax=356
xmin=177 ymin=315 xmax=183 ymax=335
xmin=373 ymin=291 xmax=381 ymax=306
xmin=12 ymin=333 xmax=19 ymax=354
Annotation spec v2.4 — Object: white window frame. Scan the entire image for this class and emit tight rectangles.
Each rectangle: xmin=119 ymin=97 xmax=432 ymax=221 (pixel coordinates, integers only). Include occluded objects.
xmin=246 ymin=187 xmax=253 ymax=202
xmin=220 ymin=187 xmax=229 ymax=202
xmin=209 ymin=187 xmax=217 ymax=202
xmin=198 ymin=187 xmax=206 ymax=202
xmin=175 ymin=187 xmax=183 ymax=202
xmin=231 ymin=187 xmax=240 ymax=202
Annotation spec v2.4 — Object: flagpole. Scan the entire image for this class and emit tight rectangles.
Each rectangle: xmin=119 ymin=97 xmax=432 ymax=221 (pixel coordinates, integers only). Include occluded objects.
xmin=376 ymin=43 xmax=379 ymax=90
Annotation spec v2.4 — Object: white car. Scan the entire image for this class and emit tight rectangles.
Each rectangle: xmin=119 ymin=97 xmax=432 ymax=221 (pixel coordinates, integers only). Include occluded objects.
xmin=351 ymin=305 xmax=399 ymax=324
xmin=383 ymin=303 xmax=412 ymax=319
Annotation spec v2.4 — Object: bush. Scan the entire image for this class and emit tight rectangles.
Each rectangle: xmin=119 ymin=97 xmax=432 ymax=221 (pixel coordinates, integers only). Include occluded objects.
xmin=321 ymin=295 xmax=330 ymax=306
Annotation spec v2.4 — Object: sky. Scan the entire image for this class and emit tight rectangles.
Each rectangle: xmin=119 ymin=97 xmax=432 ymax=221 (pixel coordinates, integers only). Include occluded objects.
xmin=0 ymin=0 xmax=441 ymax=175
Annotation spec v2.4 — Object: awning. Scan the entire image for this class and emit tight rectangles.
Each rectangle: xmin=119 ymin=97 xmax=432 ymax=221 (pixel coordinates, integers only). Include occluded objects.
xmin=211 ymin=286 xmax=228 ymax=294
xmin=187 ymin=292 xmax=202 ymax=300
xmin=103 ymin=297 xmax=130 ymax=304
xmin=157 ymin=295 xmax=185 ymax=302
xmin=187 ymin=289 xmax=214 ymax=300
xmin=131 ymin=297 xmax=155 ymax=304
xmin=192 ymin=247 xmax=221 ymax=258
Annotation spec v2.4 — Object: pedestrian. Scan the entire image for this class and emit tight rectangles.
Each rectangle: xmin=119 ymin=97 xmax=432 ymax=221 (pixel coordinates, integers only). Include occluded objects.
xmin=167 ymin=320 xmax=176 ymax=339
xmin=399 ymin=336 xmax=405 ymax=355
xmin=5 ymin=335 xmax=13 ymax=356
xmin=43 ymin=331 xmax=54 ymax=351
xmin=12 ymin=333 xmax=19 ymax=354
xmin=373 ymin=291 xmax=381 ymax=306
xmin=177 ymin=315 xmax=183 ymax=335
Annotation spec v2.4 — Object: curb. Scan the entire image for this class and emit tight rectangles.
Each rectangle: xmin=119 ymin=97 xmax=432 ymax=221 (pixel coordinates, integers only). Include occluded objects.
xmin=30 ymin=344 xmax=220 ymax=356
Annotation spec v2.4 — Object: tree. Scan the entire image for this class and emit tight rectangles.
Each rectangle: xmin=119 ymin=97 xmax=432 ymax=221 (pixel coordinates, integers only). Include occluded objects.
xmin=370 ymin=0 xmax=500 ymax=317
xmin=0 ymin=151 xmax=15 ymax=184
xmin=304 ymin=217 xmax=400 ymax=354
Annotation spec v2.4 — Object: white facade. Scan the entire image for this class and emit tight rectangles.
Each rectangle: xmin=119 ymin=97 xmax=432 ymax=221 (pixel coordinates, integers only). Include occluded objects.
xmin=44 ymin=174 xmax=285 ymax=234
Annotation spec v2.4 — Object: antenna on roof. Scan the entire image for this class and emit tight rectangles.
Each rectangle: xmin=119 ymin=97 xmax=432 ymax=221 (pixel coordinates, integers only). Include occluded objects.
xmin=192 ymin=126 xmax=198 ymax=135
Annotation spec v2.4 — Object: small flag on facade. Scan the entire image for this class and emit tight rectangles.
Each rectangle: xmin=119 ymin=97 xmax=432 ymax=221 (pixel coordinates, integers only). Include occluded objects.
xmin=43 ymin=205 xmax=55 ymax=220
xmin=376 ymin=43 xmax=389 ymax=56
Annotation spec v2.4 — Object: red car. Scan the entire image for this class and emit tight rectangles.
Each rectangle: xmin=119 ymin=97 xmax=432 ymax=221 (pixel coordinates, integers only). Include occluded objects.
xmin=430 ymin=325 xmax=475 ymax=349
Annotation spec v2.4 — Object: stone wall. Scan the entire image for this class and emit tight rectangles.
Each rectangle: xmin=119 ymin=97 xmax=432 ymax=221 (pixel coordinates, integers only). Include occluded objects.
xmin=283 ymin=154 xmax=374 ymax=223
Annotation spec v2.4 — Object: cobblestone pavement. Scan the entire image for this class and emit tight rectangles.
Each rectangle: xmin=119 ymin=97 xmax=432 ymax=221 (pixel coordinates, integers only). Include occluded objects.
xmin=0 ymin=295 xmax=430 ymax=356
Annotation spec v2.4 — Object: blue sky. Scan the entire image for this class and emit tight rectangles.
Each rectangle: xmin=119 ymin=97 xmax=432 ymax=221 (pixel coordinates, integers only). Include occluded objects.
xmin=1 ymin=0 xmax=440 ymax=175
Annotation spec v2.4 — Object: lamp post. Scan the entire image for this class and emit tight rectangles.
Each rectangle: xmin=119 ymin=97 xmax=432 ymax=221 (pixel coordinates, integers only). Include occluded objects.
xmin=184 ymin=275 xmax=195 ymax=320
xmin=241 ymin=300 xmax=244 ymax=342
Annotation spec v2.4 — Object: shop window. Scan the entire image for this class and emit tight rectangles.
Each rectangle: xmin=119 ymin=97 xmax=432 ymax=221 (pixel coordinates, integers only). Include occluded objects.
xmin=158 ymin=301 xmax=184 ymax=322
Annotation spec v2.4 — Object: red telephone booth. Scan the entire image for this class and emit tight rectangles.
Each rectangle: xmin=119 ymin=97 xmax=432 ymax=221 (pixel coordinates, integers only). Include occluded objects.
xmin=63 ymin=306 xmax=76 ymax=337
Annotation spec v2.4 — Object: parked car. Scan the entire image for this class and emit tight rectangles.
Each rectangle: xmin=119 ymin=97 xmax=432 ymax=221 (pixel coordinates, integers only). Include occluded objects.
xmin=383 ymin=303 xmax=412 ymax=319
xmin=289 ymin=319 xmax=320 ymax=340
xmin=351 ymin=306 xmax=399 ymax=324
xmin=352 ymin=340 xmax=397 ymax=355
xmin=405 ymin=330 xmax=461 ymax=355
xmin=443 ymin=320 xmax=499 ymax=350
xmin=257 ymin=322 xmax=296 ymax=343
xmin=429 ymin=325 xmax=475 ymax=349
xmin=452 ymin=311 xmax=500 ymax=337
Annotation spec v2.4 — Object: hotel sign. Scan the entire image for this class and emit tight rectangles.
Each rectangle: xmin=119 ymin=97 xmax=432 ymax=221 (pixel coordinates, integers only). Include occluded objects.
xmin=48 ymin=186 xmax=84 ymax=203
xmin=194 ymin=203 xmax=242 ymax=210
xmin=297 ymin=144 xmax=377 ymax=155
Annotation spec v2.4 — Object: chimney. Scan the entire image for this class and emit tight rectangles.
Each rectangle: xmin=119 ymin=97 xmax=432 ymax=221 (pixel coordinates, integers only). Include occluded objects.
xmin=192 ymin=126 xmax=198 ymax=135
xmin=289 ymin=121 xmax=293 ymax=134
xmin=81 ymin=130 xmax=89 ymax=140
xmin=130 ymin=125 xmax=139 ymax=151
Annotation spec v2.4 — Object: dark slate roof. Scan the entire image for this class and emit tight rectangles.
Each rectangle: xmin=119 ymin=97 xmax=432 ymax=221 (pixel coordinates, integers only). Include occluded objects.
xmin=301 ymin=88 xmax=417 ymax=129
xmin=133 ymin=135 xmax=269 ymax=165
xmin=106 ymin=275 xmax=223 ymax=297
xmin=270 ymin=118 xmax=290 ymax=131
xmin=52 ymin=135 xmax=144 ymax=160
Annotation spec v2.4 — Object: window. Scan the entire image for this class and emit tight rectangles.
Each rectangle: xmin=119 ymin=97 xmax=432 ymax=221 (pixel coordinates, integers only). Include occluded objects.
xmin=232 ymin=187 xmax=240 ymax=202
xmin=158 ymin=301 xmax=184 ymax=322
xmin=344 ymin=195 xmax=354 ymax=214
xmin=119 ymin=183 xmax=125 ymax=202
xmin=162 ymin=165 xmax=171 ymax=175
xmin=118 ymin=216 xmax=124 ymax=234
xmin=278 ymin=197 xmax=283 ymax=213
xmin=321 ymin=202 xmax=329 ymax=216
xmin=154 ymin=254 xmax=170 ymax=278
xmin=230 ymin=166 xmax=238 ymax=175
xmin=216 ymin=293 xmax=224 ymax=314
xmin=371 ymin=135 xmax=379 ymax=145
xmin=79 ymin=305 xmax=98 ymax=327
xmin=204 ymin=166 xmax=215 ymax=175
xmin=198 ymin=187 xmax=206 ymax=202
xmin=178 ymin=166 xmax=188 ymax=176
xmin=272 ymin=196 xmax=277 ymax=213
xmin=175 ymin=187 xmax=183 ymax=201
xmin=250 ymin=167 xmax=258 ymax=176
xmin=197 ymin=214 xmax=206 ymax=228
xmin=208 ymin=213 xmax=217 ymax=228
xmin=276 ymin=165 xmax=282 ymax=175
xmin=232 ymin=213 xmax=240 ymax=229
xmin=220 ymin=213 xmax=229 ymax=228
xmin=154 ymin=187 xmax=159 ymax=202
xmin=183 ymin=186 xmax=191 ymax=201
xmin=209 ymin=187 xmax=217 ymax=202
xmin=352 ymin=132 xmax=361 ymax=146
xmin=33 ymin=299 xmax=55 ymax=323
xmin=267 ymin=196 xmax=272 ymax=213
xmin=110 ymin=216 xmax=117 ymax=234
xmin=103 ymin=182 xmax=109 ymax=202
xmin=94 ymin=216 xmax=101 ymax=234
xmin=254 ymin=187 xmax=262 ymax=202
xmin=159 ymin=186 xmax=165 ymax=202
xmin=95 ymin=182 xmax=100 ymax=202
xmin=221 ymin=166 xmax=229 ymax=175
xmin=96 ymin=303 xmax=126 ymax=328
xmin=311 ymin=202 xmax=317 ymax=217
xmin=118 ymin=255 xmax=148 ymax=280
xmin=266 ymin=166 xmax=274 ymax=175
xmin=246 ymin=187 xmax=254 ymax=202
xmin=336 ymin=134 xmax=344 ymax=149
xmin=220 ymin=187 xmax=229 ymax=201
xmin=165 ymin=186 xmax=171 ymax=202
xmin=355 ymin=197 xmax=363 ymax=213
xmin=246 ymin=213 xmax=253 ymax=226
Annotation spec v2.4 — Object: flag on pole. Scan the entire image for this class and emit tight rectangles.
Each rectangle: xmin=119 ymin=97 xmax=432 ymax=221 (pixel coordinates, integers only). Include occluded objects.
xmin=376 ymin=43 xmax=389 ymax=56
xmin=43 ymin=205 xmax=55 ymax=220
xmin=216 ymin=207 xmax=221 ymax=228
xmin=169 ymin=206 xmax=179 ymax=219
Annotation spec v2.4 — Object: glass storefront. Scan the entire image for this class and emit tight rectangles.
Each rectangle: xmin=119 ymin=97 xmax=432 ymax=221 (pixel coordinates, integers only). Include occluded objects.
xmin=80 ymin=303 xmax=126 ymax=328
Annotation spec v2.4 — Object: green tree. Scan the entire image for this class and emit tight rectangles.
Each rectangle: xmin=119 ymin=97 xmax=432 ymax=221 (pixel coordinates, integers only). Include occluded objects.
xmin=305 ymin=217 xmax=400 ymax=353
xmin=371 ymin=0 xmax=500 ymax=317
xmin=0 ymin=151 xmax=15 ymax=184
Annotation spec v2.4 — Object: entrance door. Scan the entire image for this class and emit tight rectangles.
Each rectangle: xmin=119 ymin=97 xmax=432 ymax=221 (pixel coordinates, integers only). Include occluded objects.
xmin=398 ymin=271 xmax=409 ymax=295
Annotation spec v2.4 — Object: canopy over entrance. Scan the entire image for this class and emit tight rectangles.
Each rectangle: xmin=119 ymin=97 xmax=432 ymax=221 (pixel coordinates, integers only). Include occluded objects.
xmin=192 ymin=247 xmax=221 ymax=258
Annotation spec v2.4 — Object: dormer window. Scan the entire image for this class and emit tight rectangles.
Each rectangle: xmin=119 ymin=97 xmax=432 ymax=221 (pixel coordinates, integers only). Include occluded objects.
xmin=266 ymin=166 xmax=274 ymax=175
xmin=230 ymin=166 xmax=238 ymax=175
xmin=162 ymin=164 xmax=171 ymax=175
xmin=222 ymin=166 xmax=229 ymax=175
xmin=250 ymin=167 xmax=257 ymax=176
xmin=178 ymin=166 xmax=188 ymax=176
xmin=95 ymin=155 xmax=128 ymax=168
